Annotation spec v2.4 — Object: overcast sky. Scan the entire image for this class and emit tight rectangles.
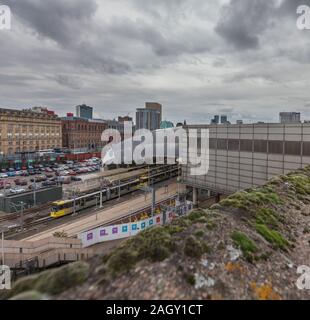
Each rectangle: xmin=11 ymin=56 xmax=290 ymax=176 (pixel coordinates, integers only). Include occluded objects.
xmin=0 ymin=0 xmax=309 ymax=124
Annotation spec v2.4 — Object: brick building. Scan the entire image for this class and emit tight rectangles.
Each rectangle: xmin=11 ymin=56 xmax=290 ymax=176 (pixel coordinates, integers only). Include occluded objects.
xmin=61 ymin=115 xmax=107 ymax=152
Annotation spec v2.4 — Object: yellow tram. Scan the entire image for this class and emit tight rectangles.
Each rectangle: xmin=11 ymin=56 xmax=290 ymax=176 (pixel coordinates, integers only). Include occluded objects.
xmin=50 ymin=165 xmax=178 ymax=219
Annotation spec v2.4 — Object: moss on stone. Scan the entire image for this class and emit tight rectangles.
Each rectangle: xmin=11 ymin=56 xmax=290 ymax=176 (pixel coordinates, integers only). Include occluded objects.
xmin=231 ymin=231 xmax=258 ymax=262
xmin=185 ymin=274 xmax=196 ymax=286
xmin=106 ymin=226 xmax=175 ymax=274
xmin=195 ymin=230 xmax=205 ymax=238
xmin=220 ymin=187 xmax=282 ymax=211
xmin=186 ymin=210 xmax=207 ymax=222
xmin=10 ymin=290 xmax=48 ymax=300
xmin=255 ymin=224 xmax=289 ymax=250
xmin=283 ymin=174 xmax=310 ymax=195
xmin=184 ymin=235 xmax=209 ymax=259
xmin=10 ymin=262 xmax=90 ymax=297
xmin=255 ymin=208 xmax=279 ymax=229
xmin=166 ymin=225 xmax=185 ymax=235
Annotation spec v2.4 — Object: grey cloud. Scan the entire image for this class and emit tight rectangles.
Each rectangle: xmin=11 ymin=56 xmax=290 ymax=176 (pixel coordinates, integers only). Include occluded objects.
xmin=54 ymin=75 xmax=82 ymax=90
xmin=107 ymin=18 xmax=211 ymax=57
xmin=6 ymin=0 xmax=98 ymax=45
xmin=279 ymin=0 xmax=308 ymax=16
xmin=215 ymin=0 xmax=277 ymax=50
xmin=5 ymin=0 xmax=131 ymax=75
xmin=0 ymin=0 xmax=310 ymax=124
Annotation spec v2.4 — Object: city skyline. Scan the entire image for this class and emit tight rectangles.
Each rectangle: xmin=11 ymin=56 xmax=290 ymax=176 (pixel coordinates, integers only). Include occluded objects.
xmin=0 ymin=0 xmax=309 ymax=125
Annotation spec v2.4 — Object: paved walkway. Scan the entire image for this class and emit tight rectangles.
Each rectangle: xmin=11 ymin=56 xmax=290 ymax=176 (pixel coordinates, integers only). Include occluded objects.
xmin=23 ymin=182 xmax=184 ymax=242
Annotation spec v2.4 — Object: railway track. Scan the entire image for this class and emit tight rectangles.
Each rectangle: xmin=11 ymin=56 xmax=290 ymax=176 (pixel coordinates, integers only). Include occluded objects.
xmin=0 ymin=166 xmax=151 ymax=225
xmin=3 ymin=165 xmax=179 ymax=239
xmin=0 ymin=203 xmax=51 ymax=224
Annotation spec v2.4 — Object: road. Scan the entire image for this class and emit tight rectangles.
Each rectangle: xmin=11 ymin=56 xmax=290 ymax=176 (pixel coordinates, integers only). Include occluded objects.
xmin=23 ymin=182 xmax=185 ymax=242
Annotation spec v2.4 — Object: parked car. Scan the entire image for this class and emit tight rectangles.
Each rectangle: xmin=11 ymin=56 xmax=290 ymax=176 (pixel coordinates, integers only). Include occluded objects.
xmin=58 ymin=176 xmax=71 ymax=184
xmin=0 ymin=181 xmax=11 ymax=188
xmin=20 ymin=180 xmax=28 ymax=186
xmin=0 ymin=173 xmax=8 ymax=179
xmin=71 ymin=176 xmax=82 ymax=182
xmin=4 ymin=182 xmax=12 ymax=189
xmin=30 ymin=175 xmax=46 ymax=182
xmin=21 ymin=170 xmax=29 ymax=177
xmin=42 ymin=181 xmax=56 ymax=187
xmin=15 ymin=179 xmax=28 ymax=186
xmin=28 ymin=169 xmax=35 ymax=175
xmin=10 ymin=187 xmax=26 ymax=194
xmin=7 ymin=172 xmax=16 ymax=177
xmin=28 ymin=183 xmax=40 ymax=190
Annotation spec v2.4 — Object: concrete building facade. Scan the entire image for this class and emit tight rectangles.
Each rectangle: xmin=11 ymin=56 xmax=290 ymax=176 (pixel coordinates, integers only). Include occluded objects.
xmin=280 ymin=112 xmax=301 ymax=124
xmin=145 ymin=102 xmax=162 ymax=122
xmin=0 ymin=107 xmax=62 ymax=157
xmin=76 ymin=104 xmax=93 ymax=120
xmin=136 ymin=107 xmax=161 ymax=131
xmin=182 ymin=123 xmax=310 ymax=196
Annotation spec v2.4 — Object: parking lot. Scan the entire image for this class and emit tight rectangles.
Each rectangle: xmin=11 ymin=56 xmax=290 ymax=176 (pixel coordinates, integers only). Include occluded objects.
xmin=0 ymin=157 xmax=102 ymax=196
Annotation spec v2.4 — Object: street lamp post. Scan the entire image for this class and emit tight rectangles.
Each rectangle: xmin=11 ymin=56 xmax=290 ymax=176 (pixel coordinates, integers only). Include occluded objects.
xmin=1 ymin=229 xmax=4 ymax=265
xmin=20 ymin=202 xmax=25 ymax=230
xmin=176 ymin=158 xmax=183 ymax=201
xmin=141 ymin=185 xmax=156 ymax=217
xmin=118 ymin=180 xmax=121 ymax=201
xmin=73 ymin=193 xmax=76 ymax=216
xmin=33 ymin=177 xmax=37 ymax=207
xmin=9 ymin=201 xmax=26 ymax=230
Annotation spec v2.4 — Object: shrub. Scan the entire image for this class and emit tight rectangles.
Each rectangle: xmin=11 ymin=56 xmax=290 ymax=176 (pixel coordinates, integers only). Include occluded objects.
xmin=184 ymin=235 xmax=209 ymax=259
xmin=185 ymin=274 xmax=196 ymax=286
